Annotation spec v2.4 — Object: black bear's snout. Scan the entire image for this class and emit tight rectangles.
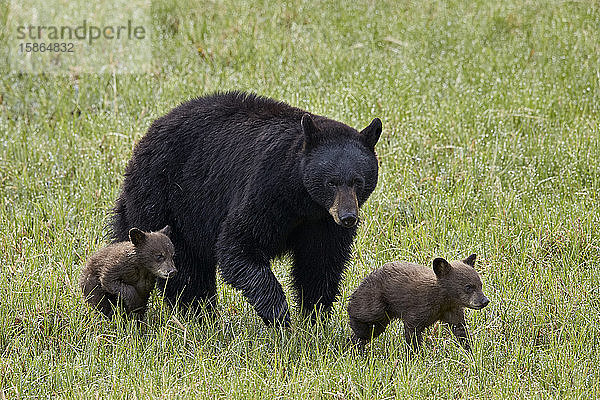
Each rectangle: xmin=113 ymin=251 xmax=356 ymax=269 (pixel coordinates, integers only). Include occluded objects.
xmin=329 ymin=186 xmax=359 ymax=228
xmin=340 ymin=212 xmax=357 ymax=228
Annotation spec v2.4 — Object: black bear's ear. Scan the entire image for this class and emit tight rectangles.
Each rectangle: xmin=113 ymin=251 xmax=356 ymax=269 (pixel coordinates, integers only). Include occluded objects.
xmin=433 ymin=257 xmax=452 ymax=277
xmin=301 ymin=113 xmax=320 ymax=150
xmin=129 ymin=228 xmax=146 ymax=246
xmin=463 ymin=254 xmax=477 ymax=267
xmin=359 ymin=118 xmax=382 ymax=150
xmin=158 ymin=225 xmax=172 ymax=238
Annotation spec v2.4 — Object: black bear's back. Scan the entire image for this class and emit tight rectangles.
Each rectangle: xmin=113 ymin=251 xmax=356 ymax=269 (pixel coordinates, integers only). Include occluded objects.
xmin=111 ymin=92 xmax=306 ymax=247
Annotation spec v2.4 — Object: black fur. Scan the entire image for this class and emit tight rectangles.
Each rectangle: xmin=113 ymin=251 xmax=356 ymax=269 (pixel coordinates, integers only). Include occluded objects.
xmin=111 ymin=91 xmax=381 ymax=324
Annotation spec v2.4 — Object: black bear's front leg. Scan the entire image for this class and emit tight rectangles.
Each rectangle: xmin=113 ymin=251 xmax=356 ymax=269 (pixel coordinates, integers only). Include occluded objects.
xmin=290 ymin=219 xmax=356 ymax=320
xmin=216 ymin=219 xmax=290 ymax=325
xmin=218 ymin=244 xmax=289 ymax=325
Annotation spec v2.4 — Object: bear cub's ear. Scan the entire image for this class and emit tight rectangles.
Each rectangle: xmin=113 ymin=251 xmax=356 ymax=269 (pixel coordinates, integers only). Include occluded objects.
xmin=158 ymin=225 xmax=172 ymax=238
xmin=129 ymin=228 xmax=146 ymax=246
xmin=360 ymin=118 xmax=382 ymax=150
xmin=463 ymin=254 xmax=477 ymax=267
xmin=433 ymin=257 xmax=452 ymax=277
xmin=301 ymin=114 xmax=320 ymax=150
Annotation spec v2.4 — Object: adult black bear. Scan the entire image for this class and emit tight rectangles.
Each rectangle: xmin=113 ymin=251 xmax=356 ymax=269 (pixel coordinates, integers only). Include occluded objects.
xmin=111 ymin=92 xmax=382 ymax=324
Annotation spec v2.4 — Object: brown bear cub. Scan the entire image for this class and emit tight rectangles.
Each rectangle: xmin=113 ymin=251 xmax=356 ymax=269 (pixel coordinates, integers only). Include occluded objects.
xmin=79 ymin=226 xmax=176 ymax=318
xmin=347 ymin=254 xmax=489 ymax=351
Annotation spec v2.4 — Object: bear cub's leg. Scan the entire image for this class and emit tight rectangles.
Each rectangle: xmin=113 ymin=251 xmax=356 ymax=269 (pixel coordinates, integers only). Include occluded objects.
xmin=349 ymin=318 xmax=390 ymax=347
xmin=80 ymin=273 xmax=115 ymax=318
xmin=403 ymin=323 xmax=425 ymax=351
xmin=100 ymin=278 xmax=145 ymax=315
xmin=442 ymin=309 xmax=472 ymax=351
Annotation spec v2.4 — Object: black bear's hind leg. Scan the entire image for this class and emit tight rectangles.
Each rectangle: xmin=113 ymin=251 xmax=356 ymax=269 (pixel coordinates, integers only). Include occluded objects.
xmin=157 ymin=241 xmax=217 ymax=317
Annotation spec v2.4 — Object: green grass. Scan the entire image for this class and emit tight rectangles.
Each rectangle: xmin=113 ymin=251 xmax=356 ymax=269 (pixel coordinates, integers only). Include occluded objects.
xmin=1 ymin=0 xmax=599 ymax=398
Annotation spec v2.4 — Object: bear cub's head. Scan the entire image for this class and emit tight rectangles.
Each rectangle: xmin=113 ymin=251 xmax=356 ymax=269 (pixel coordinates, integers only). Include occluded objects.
xmin=300 ymin=114 xmax=382 ymax=228
xmin=433 ymin=254 xmax=490 ymax=310
xmin=128 ymin=225 xmax=177 ymax=279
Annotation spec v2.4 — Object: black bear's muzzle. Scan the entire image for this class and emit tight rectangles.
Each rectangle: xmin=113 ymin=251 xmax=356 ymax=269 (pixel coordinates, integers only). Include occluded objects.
xmin=329 ymin=186 xmax=359 ymax=228
xmin=339 ymin=212 xmax=358 ymax=228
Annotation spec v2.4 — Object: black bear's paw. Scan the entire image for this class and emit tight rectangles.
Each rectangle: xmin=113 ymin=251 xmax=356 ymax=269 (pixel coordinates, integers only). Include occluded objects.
xmin=299 ymin=303 xmax=333 ymax=324
xmin=260 ymin=313 xmax=291 ymax=327
xmin=256 ymin=301 xmax=291 ymax=327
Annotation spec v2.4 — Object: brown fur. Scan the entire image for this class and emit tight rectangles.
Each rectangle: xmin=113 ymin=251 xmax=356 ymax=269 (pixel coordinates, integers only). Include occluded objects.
xmin=79 ymin=226 xmax=176 ymax=318
xmin=347 ymin=254 xmax=489 ymax=351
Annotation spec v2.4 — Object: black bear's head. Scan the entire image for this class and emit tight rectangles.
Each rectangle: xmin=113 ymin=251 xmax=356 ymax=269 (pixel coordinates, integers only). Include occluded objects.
xmin=300 ymin=114 xmax=381 ymax=228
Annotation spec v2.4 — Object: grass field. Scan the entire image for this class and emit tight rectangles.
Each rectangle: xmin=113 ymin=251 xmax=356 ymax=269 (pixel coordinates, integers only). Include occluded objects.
xmin=1 ymin=0 xmax=599 ymax=398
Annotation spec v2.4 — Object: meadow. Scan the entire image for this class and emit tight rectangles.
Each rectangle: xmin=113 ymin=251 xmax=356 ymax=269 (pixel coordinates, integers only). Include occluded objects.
xmin=0 ymin=0 xmax=599 ymax=398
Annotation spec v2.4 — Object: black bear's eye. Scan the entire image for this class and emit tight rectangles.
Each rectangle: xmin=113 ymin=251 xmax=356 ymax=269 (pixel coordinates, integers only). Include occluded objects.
xmin=465 ymin=284 xmax=475 ymax=292
xmin=156 ymin=254 xmax=165 ymax=262
xmin=326 ymin=179 xmax=336 ymax=187
xmin=351 ymin=177 xmax=364 ymax=187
